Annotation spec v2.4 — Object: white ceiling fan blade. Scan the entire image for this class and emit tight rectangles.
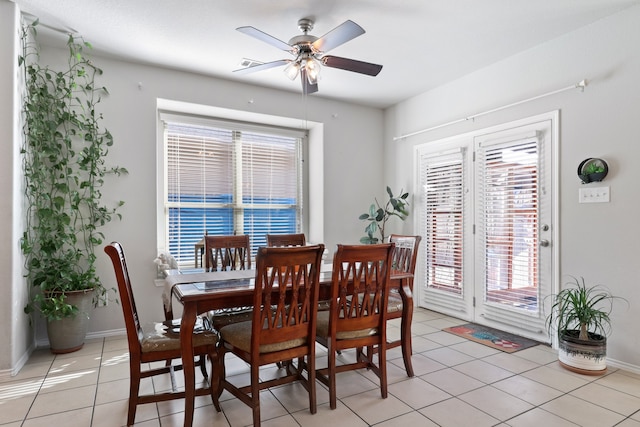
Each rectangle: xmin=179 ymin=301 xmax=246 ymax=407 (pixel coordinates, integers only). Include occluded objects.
xmin=236 ymin=26 xmax=293 ymax=52
xmin=233 ymin=59 xmax=290 ymax=74
xmin=311 ymin=20 xmax=365 ymax=53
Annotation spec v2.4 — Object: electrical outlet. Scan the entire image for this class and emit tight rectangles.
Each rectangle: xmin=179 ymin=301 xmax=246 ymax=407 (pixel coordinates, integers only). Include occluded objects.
xmin=579 ymin=186 xmax=610 ymax=203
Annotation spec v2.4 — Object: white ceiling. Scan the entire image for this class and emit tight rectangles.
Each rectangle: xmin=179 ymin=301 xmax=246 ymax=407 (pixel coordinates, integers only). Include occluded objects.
xmin=11 ymin=0 xmax=640 ymax=109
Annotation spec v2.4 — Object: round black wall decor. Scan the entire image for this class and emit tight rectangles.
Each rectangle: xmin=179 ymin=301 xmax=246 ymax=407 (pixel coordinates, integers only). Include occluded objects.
xmin=578 ymin=158 xmax=608 ymax=184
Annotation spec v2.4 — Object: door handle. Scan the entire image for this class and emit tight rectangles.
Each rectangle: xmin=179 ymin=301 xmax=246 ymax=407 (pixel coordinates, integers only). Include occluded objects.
xmin=540 ymin=239 xmax=550 ymax=247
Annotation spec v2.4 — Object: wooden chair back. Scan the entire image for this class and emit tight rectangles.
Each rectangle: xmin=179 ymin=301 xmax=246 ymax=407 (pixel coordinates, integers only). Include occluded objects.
xmin=251 ymin=244 xmax=324 ymax=359
xmin=204 ymin=234 xmax=251 ymax=271
xmin=104 ymin=241 xmax=144 ymax=354
xmin=266 ymin=233 xmax=306 ymax=247
xmin=389 ymin=234 xmax=421 ymax=275
xmin=329 ymin=243 xmax=394 ymax=343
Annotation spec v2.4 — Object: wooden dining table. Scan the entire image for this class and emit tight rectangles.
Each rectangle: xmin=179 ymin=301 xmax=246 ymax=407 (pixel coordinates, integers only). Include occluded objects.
xmin=164 ymin=264 xmax=414 ymax=427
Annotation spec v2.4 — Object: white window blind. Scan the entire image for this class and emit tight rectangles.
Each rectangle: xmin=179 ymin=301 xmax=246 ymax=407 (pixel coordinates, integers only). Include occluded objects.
xmin=420 ymin=150 xmax=465 ymax=295
xmin=476 ymin=136 xmax=539 ymax=309
xmin=164 ymin=120 xmax=303 ymax=265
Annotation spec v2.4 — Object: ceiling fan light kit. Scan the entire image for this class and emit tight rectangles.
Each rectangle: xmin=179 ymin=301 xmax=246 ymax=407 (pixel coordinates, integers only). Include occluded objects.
xmin=234 ymin=18 xmax=383 ymax=94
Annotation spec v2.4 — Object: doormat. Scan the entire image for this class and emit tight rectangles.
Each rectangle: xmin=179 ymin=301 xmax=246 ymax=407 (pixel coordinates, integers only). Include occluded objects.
xmin=443 ymin=323 xmax=540 ymax=353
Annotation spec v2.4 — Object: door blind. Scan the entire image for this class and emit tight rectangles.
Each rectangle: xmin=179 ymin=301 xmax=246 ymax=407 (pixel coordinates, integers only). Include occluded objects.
xmin=420 ymin=150 xmax=465 ymax=295
xmin=476 ymin=137 xmax=540 ymax=311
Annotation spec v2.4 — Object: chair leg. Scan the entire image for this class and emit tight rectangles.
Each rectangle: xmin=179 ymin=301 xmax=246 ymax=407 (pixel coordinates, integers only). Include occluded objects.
xmin=328 ymin=346 xmax=337 ymax=410
xmin=208 ymin=351 xmax=222 ymax=412
xmin=251 ymin=363 xmax=261 ymax=427
xmin=127 ymin=364 xmax=141 ymax=426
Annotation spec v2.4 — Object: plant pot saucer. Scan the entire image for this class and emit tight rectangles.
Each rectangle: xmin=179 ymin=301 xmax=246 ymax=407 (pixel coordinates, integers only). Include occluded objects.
xmin=559 ymin=360 xmax=607 ymax=376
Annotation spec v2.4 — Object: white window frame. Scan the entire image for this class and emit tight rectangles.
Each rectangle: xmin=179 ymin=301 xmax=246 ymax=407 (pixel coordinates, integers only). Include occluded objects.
xmin=155 ymin=99 xmax=325 ymax=260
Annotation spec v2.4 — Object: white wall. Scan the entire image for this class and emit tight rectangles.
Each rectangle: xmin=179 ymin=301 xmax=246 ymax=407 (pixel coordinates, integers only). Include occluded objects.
xmin=0 ymin=1 xmax=32 ymax=378
xmin=17 ymin=45 xmax=384 ymax=346
xmin=385 ymin=5 xmax=640 ymax=370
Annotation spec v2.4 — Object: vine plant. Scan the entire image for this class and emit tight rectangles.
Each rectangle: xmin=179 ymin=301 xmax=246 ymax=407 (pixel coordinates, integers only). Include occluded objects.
xmin=20 ymin=21 xmax=127 ymax=321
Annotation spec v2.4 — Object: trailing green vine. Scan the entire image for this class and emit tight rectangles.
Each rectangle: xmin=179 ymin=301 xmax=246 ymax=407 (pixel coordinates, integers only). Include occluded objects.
xmin=20 ymin=21 xmax=127 ymax=321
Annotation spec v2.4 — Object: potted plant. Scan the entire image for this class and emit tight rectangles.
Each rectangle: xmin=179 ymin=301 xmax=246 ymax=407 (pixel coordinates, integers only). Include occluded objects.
xmin=545 ymin=276 xmax=624 ymax=375
xmin=20 ymin=21 xmax=127 ymax=353
xmin=578 ymin=158 xmax=608 ymax=184
xmin=358 ymin=186 xmax=409 ymax=244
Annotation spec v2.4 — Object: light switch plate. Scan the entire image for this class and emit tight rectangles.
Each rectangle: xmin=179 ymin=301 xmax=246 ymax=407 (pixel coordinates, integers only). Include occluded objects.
xmin=579 ymin=186 xmax=610 ymax=203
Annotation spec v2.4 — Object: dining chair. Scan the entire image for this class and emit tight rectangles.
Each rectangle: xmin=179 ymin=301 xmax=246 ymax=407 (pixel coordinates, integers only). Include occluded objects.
xmin=104 ymin=242 xmax=220 ymax=426
xmin=213 ymin=244 xmax=325 ymax=427
xmin=204 ymin=234 xmax=251 ymax=272
xmin=385 ymin=234 xmax=421 ymax=377
xmin=200 ymin=234 xmax=255 ymax=330
xmin=315 ymin=243 xmax=394 ymax=410
xmin=266 ymin=232 xmax=306 ymax=247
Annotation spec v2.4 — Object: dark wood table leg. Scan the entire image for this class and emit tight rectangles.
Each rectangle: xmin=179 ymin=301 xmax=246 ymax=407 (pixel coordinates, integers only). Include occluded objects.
xmin=180 ymin=303 xmax=197 ymax=427
xmin=398 ymin=277 xmax=414 ymax=377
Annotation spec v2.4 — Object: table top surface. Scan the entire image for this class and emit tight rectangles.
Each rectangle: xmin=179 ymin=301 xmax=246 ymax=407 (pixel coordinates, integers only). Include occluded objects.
xmin=167 ymin=264 xmax=412 ymax=303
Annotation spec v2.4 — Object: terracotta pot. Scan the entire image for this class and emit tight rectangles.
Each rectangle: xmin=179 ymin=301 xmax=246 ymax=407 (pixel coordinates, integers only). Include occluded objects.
xmin=558 ymin=330 xmax=607 ymax=375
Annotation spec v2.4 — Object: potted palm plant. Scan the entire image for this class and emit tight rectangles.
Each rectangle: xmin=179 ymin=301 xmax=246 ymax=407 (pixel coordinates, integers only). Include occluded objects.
xmin=358 ymin=187 xmax=410 ymax=244
xmin=20 ymin=21 xmax=127 ymax=353
xmin=545 ymin=276 xmax=624 ymax=375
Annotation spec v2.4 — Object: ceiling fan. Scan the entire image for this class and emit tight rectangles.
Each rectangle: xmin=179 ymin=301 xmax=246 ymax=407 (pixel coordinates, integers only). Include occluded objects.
xmin=233 ymin=18 xmax=383 ymax=94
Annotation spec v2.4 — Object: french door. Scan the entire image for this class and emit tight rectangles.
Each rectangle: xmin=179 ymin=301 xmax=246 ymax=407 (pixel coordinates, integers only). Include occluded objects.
xmin=416 ymin=112 xmax=558 ymax=342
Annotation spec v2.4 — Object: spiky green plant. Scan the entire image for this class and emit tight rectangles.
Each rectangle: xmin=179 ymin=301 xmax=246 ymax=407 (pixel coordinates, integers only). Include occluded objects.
xmin=546 ymin=277 xmax=623 ymax=341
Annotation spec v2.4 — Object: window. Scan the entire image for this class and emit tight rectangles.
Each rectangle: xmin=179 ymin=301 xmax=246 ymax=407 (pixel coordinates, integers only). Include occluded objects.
xmin=161 ymin=116 xmax=305 ymax=266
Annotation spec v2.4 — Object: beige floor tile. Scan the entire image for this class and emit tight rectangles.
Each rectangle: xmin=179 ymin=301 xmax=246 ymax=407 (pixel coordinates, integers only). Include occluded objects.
xmin=326 ymin=370 xmax=379 ymax=399
xmin=521 ymin=365 xmax=590 ymax=393
xmin=410 ymin=321 xmax=441 ymax=336
xmin=481 ymin=352 xmax=541 ymax=374
xmin=40 ymin=368 xmax=99 ymax=394
xmin=375 ymin=409 xmax=439 ymax=426
xmin=423 ymin=330 xmax=469 ymax=346
xmin=410 ymin=335 xmax=443 ymax=353
xmin=390 ymin=352 xmax=446 ymax=376
xmin=419 ymin=397 xmax=500 ymax=427
xmin=595 ymin=371 xmax=640 ymax=398
xmin=506 ymin=407 xmax=580 ymax=426
xmin=449 ymin=340 xmax=501 ymax=358
xmin=570 ymin=382 xmax=640 ymax=416
xmin=27 ymin=384 xmax=96 ymax=419
xmin=158 ymin=404 xmax=228 ymax=427
xmin=513 ymin=345 xmax=557 ymax=365
xmin=22 ymin=407 xmax=93 ymax=427
xmin=293 ymin=401 xmax=368 ymax=427
xmin=0 ymin=393 xmax=37 ymax=424
xmin=422 ymin=346 xmax=475 ymax=367
xmin=492 ymin=375 xmax=563 ymax=406
xmin=102 ymin=335 xmax=129 ymax=352
xmin=388 ymin=377 xmax=451 ymax=409
xmin=49 ymin=353 xmax=102 ymax=374
xmin=421 ymin=368 xmax=485 ymax=396
xmin=54 ymin=339 xmax=104 ymax=359
xmin=453 ymin=359 xmax=514 ymax=384
xmin=220 ymin=389 xmax=287 ymax=427
xmin=541 ymin=394 xmax=626 ymax=427
xmin=618 ymin=419 xmax=640 ymax=427
xmin=458 ymin=385 xmax=534 ymax=421
xmin=269 ymin=381 xmax=330 ymax=413
xmin=341 ymin=388 xmax=412 ymax=425
xmin=9 ymin=361 xmax=52 ymax=381
xmin=92 ymin=398 xmax=159 ymax=427
xmin=95 ymin=377 xmax=153 ymax=406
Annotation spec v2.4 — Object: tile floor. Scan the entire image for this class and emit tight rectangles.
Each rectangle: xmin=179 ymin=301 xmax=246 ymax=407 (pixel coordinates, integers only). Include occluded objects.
xmin=3 ymin=308 xmax=640 ymax=426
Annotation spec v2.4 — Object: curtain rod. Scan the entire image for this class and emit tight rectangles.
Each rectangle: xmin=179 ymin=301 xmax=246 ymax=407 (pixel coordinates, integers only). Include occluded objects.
xmin=393 ymin=79 xmax=588 ymax=142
